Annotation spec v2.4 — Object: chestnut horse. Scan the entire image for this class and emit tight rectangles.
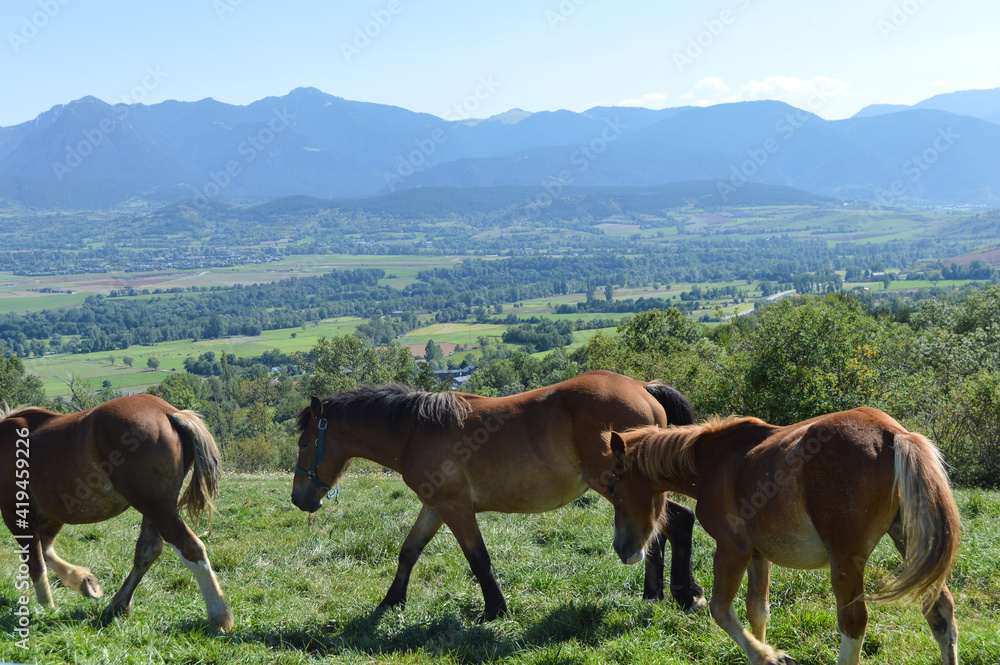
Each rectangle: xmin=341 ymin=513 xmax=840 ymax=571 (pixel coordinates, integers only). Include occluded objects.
xmin=291 ymin=370 xmax=705 ymax=620
xmin=0 ymin=395 xmax=233 ymax=630
xmin=605 ymin=407 xmax=961 ymax=665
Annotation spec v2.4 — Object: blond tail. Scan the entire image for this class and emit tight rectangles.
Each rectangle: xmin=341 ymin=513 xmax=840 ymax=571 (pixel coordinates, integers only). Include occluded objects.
xmin=872 ymin=431 xmax=961 ymax=610
xmin=169 ymin=410 xmax=223 ymax=526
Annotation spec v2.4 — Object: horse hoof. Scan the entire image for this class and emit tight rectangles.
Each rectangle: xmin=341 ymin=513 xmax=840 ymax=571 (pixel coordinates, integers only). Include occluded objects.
xmin=685 ymin=595 xmax=707 ymax=613
xmin=212 ymin=608 xmax=235 ymax=632
xmin=480 ymin=604 xmax=508 ymax=622
xmin=99 ymin=604 xmax=128 ymax=625
xmin=80 ymin=575 xmax=104 ymax=599
xmin=379 ymin=594 xmax=406 ymax=609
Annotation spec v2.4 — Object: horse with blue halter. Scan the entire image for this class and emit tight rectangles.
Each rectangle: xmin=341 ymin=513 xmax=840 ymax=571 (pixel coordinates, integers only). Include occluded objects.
xmin=605 ymin=407 xmax=961 ymax=665
xmin=291 ymin=370 xmax=705 ymax=620
xmin=0 ymin=395 xmax=233 ymax=630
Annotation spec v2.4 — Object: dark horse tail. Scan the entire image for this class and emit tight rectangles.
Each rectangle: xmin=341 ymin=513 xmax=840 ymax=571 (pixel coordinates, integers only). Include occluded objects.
xmin=645 ymin=384 xmax=696 ymax=426
xmin=168 ymin=411 xmax=223 ymax=525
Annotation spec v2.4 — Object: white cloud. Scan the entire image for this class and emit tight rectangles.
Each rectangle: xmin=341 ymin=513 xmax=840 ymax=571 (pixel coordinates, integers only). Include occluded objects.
xmin=727 ymin=76 xmax=850 ymax=111
xmin=680 ymin=77 xmax=732 ymax=106
xmin=680 ymin=76 xmax=851 ymax=113
xmin=617 ymin=92 xmax=668 ymax=108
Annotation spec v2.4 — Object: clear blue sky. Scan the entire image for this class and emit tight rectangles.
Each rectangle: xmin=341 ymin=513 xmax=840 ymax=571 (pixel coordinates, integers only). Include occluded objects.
xmin=1 ymin=0 xmax=997 ymax=126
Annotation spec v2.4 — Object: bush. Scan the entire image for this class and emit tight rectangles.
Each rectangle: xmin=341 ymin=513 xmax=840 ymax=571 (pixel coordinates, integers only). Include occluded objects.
xmin=223 ymin=435 xmax=280 ymax=473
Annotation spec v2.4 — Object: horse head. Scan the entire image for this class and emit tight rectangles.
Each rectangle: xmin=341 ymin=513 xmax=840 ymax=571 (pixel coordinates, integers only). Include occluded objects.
xmin=291 ymin=396 xmax=352 ymax=513
xmin=606 ymin=430 xmax=661 ymax=566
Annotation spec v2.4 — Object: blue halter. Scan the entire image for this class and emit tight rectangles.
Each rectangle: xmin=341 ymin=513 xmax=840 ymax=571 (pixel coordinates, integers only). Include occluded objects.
xmin=294 ymin=417 xmax=340 ymax=500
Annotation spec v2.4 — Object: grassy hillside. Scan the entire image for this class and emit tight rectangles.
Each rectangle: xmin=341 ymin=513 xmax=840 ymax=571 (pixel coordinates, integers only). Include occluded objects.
xmin=1 ymin=472 xmax=997 ymax=664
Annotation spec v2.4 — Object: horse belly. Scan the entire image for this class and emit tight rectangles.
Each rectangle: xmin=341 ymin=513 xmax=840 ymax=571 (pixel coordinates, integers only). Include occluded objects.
xmin=471 ymin=468 xmax=588 ymax=513
xmin=748 ymin=505 xmax=829 ymax=569
xmin=43 ymin=481 xmax=131 ymax=524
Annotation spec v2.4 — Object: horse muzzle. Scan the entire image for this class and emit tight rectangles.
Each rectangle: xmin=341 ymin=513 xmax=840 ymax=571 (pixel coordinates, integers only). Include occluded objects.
xmin=612 ymin=532 xmax=645 ymax=565
xmin=291 ymin=489 xmax=322 ymax=513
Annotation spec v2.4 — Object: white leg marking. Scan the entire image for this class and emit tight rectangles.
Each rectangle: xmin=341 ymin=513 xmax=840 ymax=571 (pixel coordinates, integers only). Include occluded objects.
xmin=168 ymin=544 xmax=234 ymax=631
xmin=33 ymin=563 xmax=54 ymax=608
xmin=43 ymin=544 xmax=102 ymax=598
xmin=838 ymin=633 xmax=864 ymax=665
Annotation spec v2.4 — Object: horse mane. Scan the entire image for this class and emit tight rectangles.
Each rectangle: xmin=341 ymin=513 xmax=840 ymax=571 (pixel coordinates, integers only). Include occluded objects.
xmin=297 ymin=384 xmax=471 ymax=433
xmin=626 ymin=416 xmax=771 ymax=482
xmin=1 ymin=403 xmax=53 ymax=425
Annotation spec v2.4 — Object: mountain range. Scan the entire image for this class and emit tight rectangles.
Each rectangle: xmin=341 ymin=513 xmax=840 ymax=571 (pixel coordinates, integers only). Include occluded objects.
xmin=1 ymin=86 xmax=998 ymax=209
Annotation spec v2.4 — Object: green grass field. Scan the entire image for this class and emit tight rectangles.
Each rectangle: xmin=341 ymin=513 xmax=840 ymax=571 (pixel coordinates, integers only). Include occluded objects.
xmin=0 ymin=254 xmax=463 ymax=314
xmin=1 ymin=473 xmax=997 ymax=664
xmin=23 ymin=318 xmax=364 ymax=398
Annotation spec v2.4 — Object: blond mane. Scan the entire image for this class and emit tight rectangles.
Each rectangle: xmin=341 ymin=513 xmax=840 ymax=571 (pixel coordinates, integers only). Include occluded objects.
xmin=1 ymin=402 xmax=29 ymax=424
xmin=622 ymin=416 xmax=770 ymax=483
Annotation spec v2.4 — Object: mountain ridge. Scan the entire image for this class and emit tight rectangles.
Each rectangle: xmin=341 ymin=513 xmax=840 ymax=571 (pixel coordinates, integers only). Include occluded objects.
xmin=1 ymin=87 xmax=998 ymax=208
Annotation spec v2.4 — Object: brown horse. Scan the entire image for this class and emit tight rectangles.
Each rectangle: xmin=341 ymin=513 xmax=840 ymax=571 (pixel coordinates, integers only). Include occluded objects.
xmin=291 ymin=370 xmax=705 ymax=620
xmin=0 ymin=395 xmax=233 ymax=630
xmin=605 ymin=407 xmax=961 ymax=665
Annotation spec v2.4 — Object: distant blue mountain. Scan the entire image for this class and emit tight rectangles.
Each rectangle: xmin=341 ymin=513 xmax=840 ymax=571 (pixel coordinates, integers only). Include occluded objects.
xmin=1 ymin=86 xmax=998 ymax=208
xmin=854 ymin=87 xmax=1000 ymax=124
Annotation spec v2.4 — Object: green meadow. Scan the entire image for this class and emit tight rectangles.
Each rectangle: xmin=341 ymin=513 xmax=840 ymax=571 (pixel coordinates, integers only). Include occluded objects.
xmin=23 ymin=317 xmax=364 ymax=398
xmin=1 ymin=472 xmax=997 ymax=664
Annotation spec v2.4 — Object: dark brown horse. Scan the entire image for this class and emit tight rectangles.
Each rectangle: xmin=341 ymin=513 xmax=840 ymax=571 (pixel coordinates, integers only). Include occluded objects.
xmin=0 ymin=395 xmax=233 ymax=630
xmin=291 ymin=370 xmax=705 ymax=620
xmin=605 ymin=407 xmax=961 ymax=665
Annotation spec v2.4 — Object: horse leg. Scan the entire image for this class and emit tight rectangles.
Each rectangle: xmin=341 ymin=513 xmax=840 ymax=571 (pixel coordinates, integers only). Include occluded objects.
xmin=437 ymin=506 xmax=506 ymax=621
xmin=661 ymin=498 xmax=706 ymax=611
xmin=2 ymin=509 xmax=53 ymax=608
xmin=830 ymin=551 xmax=869 ymax=665
xmin=145 ymin=512 xmax=234 ymax=631
xmin=101 ymin=517 xmax=163 ymax=622
xmin=887 ymin=518 xmax=958 ymax=665
xmin=380 ymin=505 xmax=443 ymax=610
xmin=710 ymin=545 xmax=795 ymax=665
xmin=641 ymin=530 xmax=666 ymax=601
xmin=38 ymin=521 xmax=103 ymax=599
xmin=746 ymin=555 xmax=772 ymax=642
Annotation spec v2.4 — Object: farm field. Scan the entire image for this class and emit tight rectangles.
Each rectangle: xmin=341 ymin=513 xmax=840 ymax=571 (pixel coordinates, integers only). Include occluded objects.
xmin=1 ymin=472 xmax=997 ymax=664
xmin=23 ymin=317 xmax=364 ymax=398
xmin=0 ymin=253 xmax=463 ymax=314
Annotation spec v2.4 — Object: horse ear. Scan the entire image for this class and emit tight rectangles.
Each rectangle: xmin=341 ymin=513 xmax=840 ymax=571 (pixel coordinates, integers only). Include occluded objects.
xmin=609 ymin=431 xmax=626 ymax=458
xmin=309 ymin=396 xmax=323 ymax=420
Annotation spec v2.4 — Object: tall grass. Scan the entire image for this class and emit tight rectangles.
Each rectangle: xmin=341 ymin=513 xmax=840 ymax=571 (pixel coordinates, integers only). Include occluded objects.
xmin=2 ymin=469 xmax=998 ymax=664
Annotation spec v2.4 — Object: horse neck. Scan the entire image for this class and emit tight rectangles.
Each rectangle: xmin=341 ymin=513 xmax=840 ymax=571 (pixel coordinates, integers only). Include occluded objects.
xmin=342 ymin=420 xmax=411 ymax=472
xmin=686 ymin=420 xmax=777 ymax=493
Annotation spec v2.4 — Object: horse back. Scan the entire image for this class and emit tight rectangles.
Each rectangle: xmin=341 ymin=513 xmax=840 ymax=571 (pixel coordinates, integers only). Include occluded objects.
xmin=8 ymin=395 xmax=188 ymax=524
xmin=419 ymin=371 xmax=675 ymax=511
xmin=726 ymin=409 xmax=902 ymax=567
